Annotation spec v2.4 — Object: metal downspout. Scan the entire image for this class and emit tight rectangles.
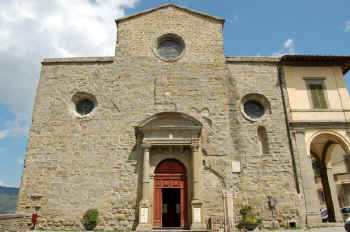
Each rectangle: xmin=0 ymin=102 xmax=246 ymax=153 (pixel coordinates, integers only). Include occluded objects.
xmin=277 ymin=64 xmax=300 ymax=193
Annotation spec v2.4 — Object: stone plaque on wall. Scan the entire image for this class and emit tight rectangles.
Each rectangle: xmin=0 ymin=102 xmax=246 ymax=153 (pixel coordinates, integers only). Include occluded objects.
xmin=232 ymin=160 xmax=241 ymax=173
xmin=140 ymin=208 xmax=148 ymax=224
xmin=193 ymin=208 xmax=201 ymax=223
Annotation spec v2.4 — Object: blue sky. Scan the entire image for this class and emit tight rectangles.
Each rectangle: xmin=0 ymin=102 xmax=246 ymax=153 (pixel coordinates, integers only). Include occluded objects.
xmin=0 ymin=0 xmax=349 ymax=187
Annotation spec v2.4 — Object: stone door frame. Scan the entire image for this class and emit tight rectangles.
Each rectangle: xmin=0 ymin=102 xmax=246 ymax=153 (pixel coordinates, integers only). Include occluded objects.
xmin=135 ymin=112 xmax=206 ymax=231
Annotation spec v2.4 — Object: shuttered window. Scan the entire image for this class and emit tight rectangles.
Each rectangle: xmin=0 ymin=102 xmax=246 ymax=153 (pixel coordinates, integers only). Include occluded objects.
xmin=306 ymin=79 xmax=328 ymax=109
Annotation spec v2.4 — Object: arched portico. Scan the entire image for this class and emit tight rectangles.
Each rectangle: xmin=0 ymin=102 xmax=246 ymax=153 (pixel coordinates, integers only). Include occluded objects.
xmin=294 ymin=129 xmax=350 ymax=224
xmin=309 ymin=131 xmax=350 ymax=222
xmin=135 ymin=112 xmax=205 ymax=231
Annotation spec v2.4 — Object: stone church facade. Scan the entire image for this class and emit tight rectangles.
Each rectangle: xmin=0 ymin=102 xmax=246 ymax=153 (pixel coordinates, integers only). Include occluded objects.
xmin=16 ymin=4 xmax=350 ymax=231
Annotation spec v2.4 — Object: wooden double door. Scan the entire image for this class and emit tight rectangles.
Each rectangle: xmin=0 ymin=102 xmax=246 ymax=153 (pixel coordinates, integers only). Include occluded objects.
xmin=153 ymin=159 xmax=188 ymax=228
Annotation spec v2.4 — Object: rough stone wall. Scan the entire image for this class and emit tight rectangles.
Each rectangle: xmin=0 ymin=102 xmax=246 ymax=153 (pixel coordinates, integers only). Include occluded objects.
xmin=17 ymin=5 xmax=306 ymax=230
xmin=17 ymin=7 xmax=235 ymax=230
xmin=116 ymin=6 xmax=225 ymax=63
xmin=0 ymin=214 xmax=31 ymax=232
xmin=227 ymin=62 xmax=303 ymax=225
xmin=202 ymin=171 xmax=225 ymax=222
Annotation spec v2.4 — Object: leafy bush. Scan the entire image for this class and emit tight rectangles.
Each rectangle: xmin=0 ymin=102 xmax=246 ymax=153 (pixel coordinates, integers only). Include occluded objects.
xmin=237 ymin=205 xmax=262 ymax=231
xmin=82 ymin=208 xmax=99 ymax=225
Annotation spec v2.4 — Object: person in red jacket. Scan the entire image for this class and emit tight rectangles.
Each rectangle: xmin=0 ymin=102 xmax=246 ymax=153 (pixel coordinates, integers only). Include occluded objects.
xmin=31 ymin=208 xmax=39 ymax=230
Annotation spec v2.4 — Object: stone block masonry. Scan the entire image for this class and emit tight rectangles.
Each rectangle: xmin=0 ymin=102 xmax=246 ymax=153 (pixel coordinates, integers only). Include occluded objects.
xmin=16 ymin=4 xmax=305 ymax=231
xmin=0 ymin=214 xmax=32 ymax=232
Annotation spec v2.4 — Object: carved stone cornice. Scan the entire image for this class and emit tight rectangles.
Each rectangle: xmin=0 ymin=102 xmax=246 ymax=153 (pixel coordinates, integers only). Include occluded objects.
xmin=191 ymin=145 xmax=199 ymax=152
xmin=291 ymin=129 xmax=305 ymax=136
xmin=142 ymin=143 xmax=152 ymax=150
xmin=191 ymin=138 xmax=200 ymax=152
xmin=290 ymin=121 xmax=350 ymax=130
xmin=143 ymin=138 xmax=192 ymax=145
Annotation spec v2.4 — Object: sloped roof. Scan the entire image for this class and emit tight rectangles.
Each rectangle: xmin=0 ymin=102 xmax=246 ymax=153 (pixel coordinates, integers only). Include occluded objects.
xmin=115 ymin=4 xmax=225 ymax=24
xmin=281 ymin=55 xmax=350 ymax=74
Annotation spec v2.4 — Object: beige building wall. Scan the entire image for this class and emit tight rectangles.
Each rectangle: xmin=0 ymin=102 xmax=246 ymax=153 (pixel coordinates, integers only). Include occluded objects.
xmin=283 ymin=64 xmax=350 ymax=223
xmin=283 ymin=66 xmax=350 ymax=122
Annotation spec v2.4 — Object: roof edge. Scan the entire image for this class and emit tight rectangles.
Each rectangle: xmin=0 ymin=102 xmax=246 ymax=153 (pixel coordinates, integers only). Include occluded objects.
xmin=115 ymin=4 xmax=225 ymax=24
xmin=281 ymin=54 xmax=350 ymax=61
xmin=42 ymin=56 xmax=114 ymax=64
xmin=281 ymin=54 xmax=350 ymax=74
xmin=226 ymin=56 xmax=280 ymax=63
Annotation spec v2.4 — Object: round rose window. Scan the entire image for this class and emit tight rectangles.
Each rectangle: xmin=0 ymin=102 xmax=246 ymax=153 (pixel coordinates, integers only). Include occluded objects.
xmin=71 ymin=92 xmax=97 ymax=117
xmin=156 ymin=34 xmax=185 ymax=60
xmin=243 ymin=101 xmax=265 ymax=119
xmin=76 ymin=99 xmax=95 ymax=115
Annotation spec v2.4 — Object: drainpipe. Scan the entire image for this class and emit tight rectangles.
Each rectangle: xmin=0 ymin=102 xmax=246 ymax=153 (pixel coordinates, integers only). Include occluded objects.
xmin=277 ymin=64 xmax=300 ymax=193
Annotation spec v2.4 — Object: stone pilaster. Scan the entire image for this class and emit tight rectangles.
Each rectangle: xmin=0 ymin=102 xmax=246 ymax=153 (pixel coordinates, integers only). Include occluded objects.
xmin=326 ymin=167 xmax=342 ymax=222
xmin=223 ymin=190 xmax=234 ymax=232
xmin=136 ymin=144 xmax=152 ymax=231
xmin=294 ymin=131 xmax=322 ymax=224
xmin=190 ymin=139 xmax=205 ymax=230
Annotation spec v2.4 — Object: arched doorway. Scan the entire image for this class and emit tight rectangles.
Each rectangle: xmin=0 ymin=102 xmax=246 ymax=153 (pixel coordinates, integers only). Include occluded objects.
xmin=153 ymin=159 xmax=188 ymax=228
xmin=309 ymin=131 xmax=350 ymax=222
xmin=135 ymin=112 xmax=204 ymax=231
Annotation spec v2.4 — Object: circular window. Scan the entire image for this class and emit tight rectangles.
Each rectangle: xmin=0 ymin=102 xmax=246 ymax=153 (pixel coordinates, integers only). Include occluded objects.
xmin=244 ymin=101 xmax=265 ymax=119
xmin=240 ymin=93 xmax=270 ymax=121
xmin=71 ymin=92 xmax=97 ymax=117
xmin=155 ymin=34 xmax=185 ymax=61
xmin=76 ymin=99 xmax=94 ymax=115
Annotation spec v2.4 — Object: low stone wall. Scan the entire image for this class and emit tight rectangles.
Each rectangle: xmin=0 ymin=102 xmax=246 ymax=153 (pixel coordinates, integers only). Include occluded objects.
xmin=0 ymin=214 xmax=32 ymax=232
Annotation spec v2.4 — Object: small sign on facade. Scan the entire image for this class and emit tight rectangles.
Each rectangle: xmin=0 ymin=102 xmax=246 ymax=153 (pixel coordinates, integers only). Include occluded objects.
xmin=232 ymin=160 xmax=241 ymax=173
xmin=140 ymin=207 xmax=148 ymax=224
xmin=193 ymin=208 xmax=201 ymax=223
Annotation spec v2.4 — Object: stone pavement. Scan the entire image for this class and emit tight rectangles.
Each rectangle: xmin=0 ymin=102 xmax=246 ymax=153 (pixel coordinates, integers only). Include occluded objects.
xmin=259 ymin=227 xmax=345 ymax=232
xmin=29 ymin=228 xmax=346 ymax=232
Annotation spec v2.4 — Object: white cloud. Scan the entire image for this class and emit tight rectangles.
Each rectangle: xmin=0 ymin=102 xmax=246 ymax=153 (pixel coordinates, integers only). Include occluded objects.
xmin=284 ymin=39 xmax=294 ymax=49
xmin=272 ymin=38 xmax=296 ymax=57
xmin=0 ymin=180 xmax=11 ymax=187
xmin=0 ymin=130 xmax=9 ymax=140
xmin=5 ymin=119 xmax=30 ymax=138
xmin=0 ymin=0 xmax=139 ymax=134
xmin=345 ymin=21 xmax=350 ymax=32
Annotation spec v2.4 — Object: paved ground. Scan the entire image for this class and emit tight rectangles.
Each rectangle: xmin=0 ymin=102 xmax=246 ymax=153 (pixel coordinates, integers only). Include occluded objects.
xmin=31 ymin=228 xmax=347 ymax=232
xmin=259 ymin=227 xmax=345 ymax=232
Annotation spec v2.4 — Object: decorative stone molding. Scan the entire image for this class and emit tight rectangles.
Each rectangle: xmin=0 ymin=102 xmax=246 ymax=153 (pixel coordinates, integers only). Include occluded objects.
xmin=346 ymin=130 xmax=350 ymax=139
xmin=293 ymin=129 xmax=305 ymax=135
xmin=141 ymin=143 xmax=152 ymax=149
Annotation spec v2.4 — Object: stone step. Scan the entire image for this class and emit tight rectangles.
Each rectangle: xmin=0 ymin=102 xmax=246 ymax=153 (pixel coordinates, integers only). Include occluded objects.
xmin=152 ymin=228 xmax=209 ymax=232
xmin=152 ymin=231 xmax=209 ymax=232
